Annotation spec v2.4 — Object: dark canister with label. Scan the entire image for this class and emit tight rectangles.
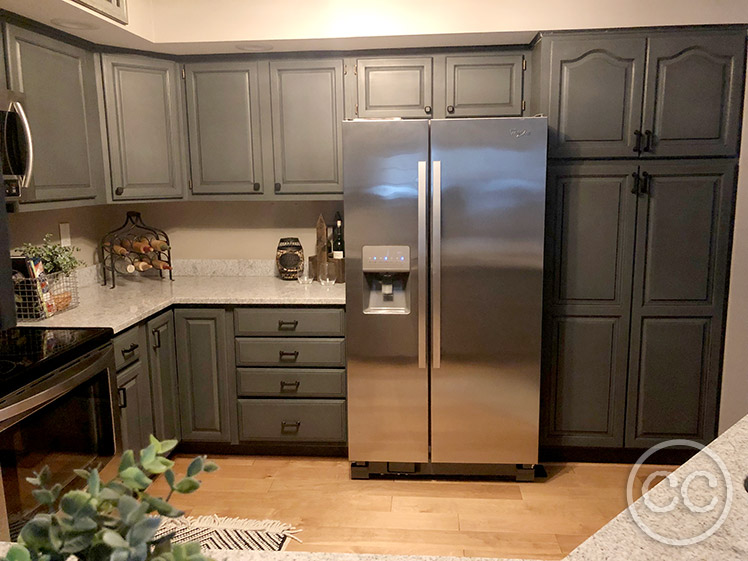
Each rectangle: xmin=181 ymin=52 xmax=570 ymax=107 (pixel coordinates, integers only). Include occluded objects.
xmin=276 ymin=237 xmax=304 ymax=280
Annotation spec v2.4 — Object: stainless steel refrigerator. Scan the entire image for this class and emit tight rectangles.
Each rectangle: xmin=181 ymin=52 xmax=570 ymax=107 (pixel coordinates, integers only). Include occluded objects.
xmin=343 ymin=117 xmax=547 ymax=480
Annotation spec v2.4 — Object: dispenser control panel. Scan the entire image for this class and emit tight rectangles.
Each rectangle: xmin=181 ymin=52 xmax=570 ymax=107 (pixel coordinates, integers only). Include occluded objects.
xmin=362 ymin=245 xmax=410 ymax=273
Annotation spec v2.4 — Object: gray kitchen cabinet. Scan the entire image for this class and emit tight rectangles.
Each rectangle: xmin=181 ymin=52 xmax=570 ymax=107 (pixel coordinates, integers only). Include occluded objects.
xmin=444 ymin=54 xmax=524 ymax=117
xmin=147 ymin=310 xmax=181 ymax=442
xmin=117 ymin=360 xmax=155 ymax=453
xmin=238 ymin=399 xmax=346 ymax=442
xmin=356 ymin=57 xmax=433 ymax=118
xmin=5 ymin=25 xmax=106 ymax=204
xmin=101 ymin=54 xmax=188 ymax=200
xmin=543 ymin=35 xmax=647 ymax=158
xmin=625 ymin=160 xmax=735 ymax=447
xmin=640 ymin=34 xmax=745 ymax=158
xmin=184 ymin=61 xmax=264 ymax=195
xmin=542 ymin=162 xmax=638 ymax=447
xmin=174 ymin=308 xmax=232 ymax=442
xmin=71 ymin=0 xmax=128 ymax=24
xmin=269 ymin=59 xmax=344 ymax=195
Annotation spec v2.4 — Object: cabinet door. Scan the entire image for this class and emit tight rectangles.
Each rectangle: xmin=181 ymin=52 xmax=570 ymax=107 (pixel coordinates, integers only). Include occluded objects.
xmin=71 ymin=0 xmax=128 ymax=24
xmin=102 ymin=54 xmax=187 ymax=200
xmin=5 ymin=25 xmax=106 ymax=203
xmin=445 ymin=54 xmax=524 ymax=117
xmin=641 ymin=33 xmax=745 ymax=158
xmin=356 ymin=57 xmax=433 ymax=118
xmin=626 ymin=161 xmax=735 ymax=448
xmin=147 ymin=310 xmax=181 ymax=442
xmin=542 ymin=162 xmax=638 ymax=447
xmin=117 ymin=361 xmax=154 ymax=452
xmin=174 ymin=308 xmax=232 ymax=442
xmin=269 ymin=59 xmax=344 ymax=194
xmin=546 ymin=36 xmax=647 ymax=158
xmin=185 ymin=62 xmax=263 ymax=195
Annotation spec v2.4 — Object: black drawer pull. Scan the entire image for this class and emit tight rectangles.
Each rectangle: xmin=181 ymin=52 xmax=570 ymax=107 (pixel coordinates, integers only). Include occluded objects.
xmin=643 ymin=130 xmax=653 ymax=152
xmin=278 ymin=320 xmax=299 ymax=331
xmin=121 ymin=343 xmax=139 ymax=357
xmin=281 ymin=420 xmax=301 ymax=433
xmin=118 ymin=388 xmax=127 ymax=409
xmin=280 ymin=380 xmax=301 ymax=392
xmin=633 ymin=130 xmax=643 ymax=153
xmin=279 ymin=350 xmax=299 ymax=361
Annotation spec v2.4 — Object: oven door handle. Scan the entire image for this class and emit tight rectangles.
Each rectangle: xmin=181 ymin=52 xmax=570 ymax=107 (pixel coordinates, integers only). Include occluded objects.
xmin=0 ymin=346 xmax=114 ymax=427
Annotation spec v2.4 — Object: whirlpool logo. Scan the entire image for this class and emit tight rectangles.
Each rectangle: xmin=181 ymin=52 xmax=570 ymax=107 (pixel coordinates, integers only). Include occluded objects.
xmin=510 ymin=129 xmax=530 ymax=138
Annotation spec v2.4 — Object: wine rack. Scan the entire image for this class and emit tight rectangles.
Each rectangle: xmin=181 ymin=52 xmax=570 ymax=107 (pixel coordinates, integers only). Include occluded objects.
xmin=100 ymin=211 xmax=173 ymax=288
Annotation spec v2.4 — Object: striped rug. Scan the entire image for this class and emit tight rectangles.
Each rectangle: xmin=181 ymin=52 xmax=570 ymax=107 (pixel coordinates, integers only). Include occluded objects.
xmin=155 ymin=515 xmax=302 ymax=551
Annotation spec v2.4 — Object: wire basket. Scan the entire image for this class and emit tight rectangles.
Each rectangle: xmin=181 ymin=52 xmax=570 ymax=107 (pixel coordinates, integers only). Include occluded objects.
xmin=13 ymin=271 xmax=80 ymax=320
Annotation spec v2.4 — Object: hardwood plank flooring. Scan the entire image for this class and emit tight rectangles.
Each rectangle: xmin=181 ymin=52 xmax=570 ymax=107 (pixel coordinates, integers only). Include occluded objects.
xmin=148 ymin=456 xmax=675 ymax=559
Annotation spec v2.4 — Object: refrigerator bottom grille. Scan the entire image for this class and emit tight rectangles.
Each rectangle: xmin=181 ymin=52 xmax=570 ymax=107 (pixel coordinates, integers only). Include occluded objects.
xmin=350 ymin=461 xmax=540 ymax=482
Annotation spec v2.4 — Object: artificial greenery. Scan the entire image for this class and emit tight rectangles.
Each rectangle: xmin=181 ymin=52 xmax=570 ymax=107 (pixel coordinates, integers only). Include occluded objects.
xmin=16 ymin=234 xmax=85 ymax=275
xmin=0 ymin=436 xmax=218 ymax=561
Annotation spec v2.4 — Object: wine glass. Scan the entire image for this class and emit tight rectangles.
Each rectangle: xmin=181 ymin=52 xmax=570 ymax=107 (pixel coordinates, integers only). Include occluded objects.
xmin=319 ymin=261 xmax=336 ymax=286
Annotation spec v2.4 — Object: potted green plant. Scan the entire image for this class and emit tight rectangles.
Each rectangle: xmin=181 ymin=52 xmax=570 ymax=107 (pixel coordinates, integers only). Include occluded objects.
xmin=16 ymin=234 xmax=85 ymax=276
xmin=0 ymin=436 xmax=218 ymax=561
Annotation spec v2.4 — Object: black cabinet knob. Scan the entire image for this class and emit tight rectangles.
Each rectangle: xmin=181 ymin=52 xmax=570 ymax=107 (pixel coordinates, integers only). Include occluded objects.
xmin=253 ymin=182 xmax=261 ymax=192
xmin=115 ymin=187 xmax=124 ymax=196
xmin=424 ymin=105 xmax=432 ymax=114
xmin=274 ymin=182 xmax=281 ymax=192
xmin=447 ymin=105 xmax=455 ymax=114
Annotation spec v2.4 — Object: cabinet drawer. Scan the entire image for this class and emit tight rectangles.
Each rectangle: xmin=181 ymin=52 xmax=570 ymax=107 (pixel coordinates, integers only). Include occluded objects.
xmin=113 ymin=326 xmax=143 ymax=371
xmin=236 ymin=338 xmax=345 ymax=367
xmin=234 ymin=308 xmax=344 ymax=337
xmin=237 ymin=368 xmax=346 ymax=398
xmin=238 ymin=399 xmax=346 ymax=442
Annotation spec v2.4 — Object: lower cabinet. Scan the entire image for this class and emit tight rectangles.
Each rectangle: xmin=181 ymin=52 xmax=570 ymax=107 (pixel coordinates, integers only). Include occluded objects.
xmin=174 ymin=308 xmax=233 ymax=442
xmin=238 ymin=399 xmax=346 ymax=442
xmin=117 ymin=360 xmax=154 ymax=452
xmin=147 ymin=310 xmax=181 ymax=442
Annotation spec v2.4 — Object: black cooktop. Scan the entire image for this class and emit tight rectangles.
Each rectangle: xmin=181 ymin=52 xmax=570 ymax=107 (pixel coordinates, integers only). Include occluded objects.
xmin=0 ymin=327 xmax=113 ymax=398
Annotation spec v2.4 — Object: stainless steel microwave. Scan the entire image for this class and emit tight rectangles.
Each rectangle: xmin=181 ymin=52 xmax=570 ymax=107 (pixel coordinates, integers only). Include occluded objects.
xmin=0 ymin=89 xmax=33 ymax=200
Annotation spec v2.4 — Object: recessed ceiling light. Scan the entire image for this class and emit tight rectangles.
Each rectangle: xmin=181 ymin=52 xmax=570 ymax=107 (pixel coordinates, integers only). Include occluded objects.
xmin=235 ymin=44 xmax=274 ymax=52
xmin=50 ymin=18 xmax=99 ymax=30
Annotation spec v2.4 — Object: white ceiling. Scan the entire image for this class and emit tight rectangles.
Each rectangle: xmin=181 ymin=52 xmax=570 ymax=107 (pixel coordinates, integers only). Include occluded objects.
xmin=1 ymin=0 xmax=746 ymax=55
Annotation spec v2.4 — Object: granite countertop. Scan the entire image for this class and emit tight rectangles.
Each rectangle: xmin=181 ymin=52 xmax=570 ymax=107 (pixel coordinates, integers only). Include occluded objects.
xmin=19 ymin=276 xmax=346 ymax=334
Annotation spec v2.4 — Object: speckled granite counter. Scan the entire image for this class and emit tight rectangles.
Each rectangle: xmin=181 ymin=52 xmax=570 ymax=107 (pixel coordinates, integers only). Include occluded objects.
xmin=19 ymin=276 xmax=345 ymax=333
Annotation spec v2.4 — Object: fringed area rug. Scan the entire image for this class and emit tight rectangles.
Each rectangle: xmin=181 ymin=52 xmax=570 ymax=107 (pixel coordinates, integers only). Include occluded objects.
xmin=156 ymin=515 xmax=302 ymax=552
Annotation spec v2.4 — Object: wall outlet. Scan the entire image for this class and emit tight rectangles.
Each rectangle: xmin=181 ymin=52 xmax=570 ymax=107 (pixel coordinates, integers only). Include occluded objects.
xmin=59 ymin=223 xmax=71 ymax=247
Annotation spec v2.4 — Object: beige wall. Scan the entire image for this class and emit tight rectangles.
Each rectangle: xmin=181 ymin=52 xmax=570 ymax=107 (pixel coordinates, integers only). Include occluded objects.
xmin=7 ymin=201 xmax=341 ymax=266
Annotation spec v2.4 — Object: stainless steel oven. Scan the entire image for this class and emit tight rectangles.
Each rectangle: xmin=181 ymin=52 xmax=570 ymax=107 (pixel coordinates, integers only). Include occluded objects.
xmin=0 ymin=340 xmax=119 ymax=540
xmin=0 ymin=89 xmax=33 ymax=200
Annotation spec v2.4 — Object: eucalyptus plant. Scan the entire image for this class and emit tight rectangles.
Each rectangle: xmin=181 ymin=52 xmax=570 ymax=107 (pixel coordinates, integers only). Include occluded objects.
xmin=16 ymin=234 xmax=85 ymax=275
xmin=1 ymin=436 xmax=218 ymax=561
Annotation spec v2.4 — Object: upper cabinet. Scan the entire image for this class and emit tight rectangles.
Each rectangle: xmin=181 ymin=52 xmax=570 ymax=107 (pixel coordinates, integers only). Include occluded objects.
xmin=540 ymin=30 xmax=745 ymax=159
xmin=5 ymin=25 xmax=106 ymax=204
xmin=445 ymin=54 xmax=524 ymax=117
xmin=269 ymin=59 xmax=344 ymax=195
xmin=71 ymin=0 xmax=128 ymax=24
xmin=356 ymin=57 xmax=433 ymax=118
xmin=101 ymin=54 xmax=188 ymax=200
xmin=184 ymin=61 xmax=263 ymax=195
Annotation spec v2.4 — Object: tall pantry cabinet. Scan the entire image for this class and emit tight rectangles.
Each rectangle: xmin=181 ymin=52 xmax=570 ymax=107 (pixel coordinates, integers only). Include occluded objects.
xmin=535 ymin=29 xmax=745 ymax=452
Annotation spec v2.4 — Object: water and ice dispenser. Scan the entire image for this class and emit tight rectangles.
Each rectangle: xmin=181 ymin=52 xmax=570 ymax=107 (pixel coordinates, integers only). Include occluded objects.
xmin=362 ymin=245 xmax=410 ymax=314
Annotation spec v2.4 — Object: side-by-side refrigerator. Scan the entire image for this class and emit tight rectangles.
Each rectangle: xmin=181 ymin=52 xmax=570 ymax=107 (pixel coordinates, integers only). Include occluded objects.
xmin=343 ymin=117 xmax=548 ymax=480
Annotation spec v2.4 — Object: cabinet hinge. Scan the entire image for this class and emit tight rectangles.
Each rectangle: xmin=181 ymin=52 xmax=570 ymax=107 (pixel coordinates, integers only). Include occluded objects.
xmin=188 ymin=179 xmax=193 ymax=191
xmin=181 ymin=67 xmax=186 ymax=79
xmin=355 ymin=103 xmax=359 ymax=116
xmin=344 ymin=64 xmax=347 ymax=75
xmin=354 ymin=65 xmax=358 ymax=76
xmin=522 ymin=100 xmax=526 ymax=112
xmin=522 ymin=59 xmax=527 ymax=71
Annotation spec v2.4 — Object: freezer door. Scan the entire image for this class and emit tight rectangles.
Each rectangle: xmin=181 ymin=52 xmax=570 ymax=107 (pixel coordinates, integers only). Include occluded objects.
xmin=343 ymin=120 xmax=430 ymax=463
xmin=430 ymin=118 xmax=547 ymax=464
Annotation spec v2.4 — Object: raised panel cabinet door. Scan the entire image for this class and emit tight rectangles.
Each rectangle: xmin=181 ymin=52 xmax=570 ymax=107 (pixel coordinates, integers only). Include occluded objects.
xmin=5 ymin=25 xmax=106 ymax=203
xmin=270 ymin=59 xmax=344 ymax=194
xmin=71 ymin=0 xmax=128 ymax=24
xmin=546 ymin=36 xmax=647 ymax=158
xmin=641 ymin=33 xmax=745 ymax=158
xmin=185 ymin=62 xmax=263 ymax=194
xmin=541 ymin=163 xmax=637 ymax=447
xmin=102 ymin=54 xmax=187 ymax=200
xmin=356 ymin=57 xmax=433 ymax=118
xmin=117 ymin=361 xmax=154 ymax=452
xmin=626 ymin=160 xmax=736 ymax=448
xmin=147 ymin=310 xmax=181 ymax=442
xmin=445 ymin=54 xmax=524 ymax=117
xmin=174 ymin=308 xmax=231 ymax=442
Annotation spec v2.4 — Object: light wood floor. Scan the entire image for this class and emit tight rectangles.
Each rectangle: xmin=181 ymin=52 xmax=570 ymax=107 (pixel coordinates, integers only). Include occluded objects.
xmin=149 ymin=456 xmax=675 ymax=560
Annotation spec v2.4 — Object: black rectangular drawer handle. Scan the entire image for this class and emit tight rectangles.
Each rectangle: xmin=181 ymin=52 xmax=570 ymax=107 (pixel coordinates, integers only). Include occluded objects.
xmin=279 ymin=350 xmax=299 ymax=361
xmin=281 ymin=420 xmax=301 ymax=433
xmin=280 ymin=380 xmax=301 ymax=392
xmin=121 ymin=343 xmax=139 ymax=357
xmin=118 ymin=387 xmax=127 ymax=409
xmin=278 ymin=320 xmax=299 ymax=331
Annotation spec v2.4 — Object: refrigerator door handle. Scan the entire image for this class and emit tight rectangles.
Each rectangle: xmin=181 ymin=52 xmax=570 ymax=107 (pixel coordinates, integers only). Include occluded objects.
xmin=418 ymin=160 xmax=427 ymax=369
xmin=432 ymin=160 xmax=441 ymax=369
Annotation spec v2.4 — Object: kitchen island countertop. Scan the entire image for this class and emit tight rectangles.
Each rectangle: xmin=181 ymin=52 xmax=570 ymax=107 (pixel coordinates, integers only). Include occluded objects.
xmin=19 ymin=276 xmax=345 ymax=334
